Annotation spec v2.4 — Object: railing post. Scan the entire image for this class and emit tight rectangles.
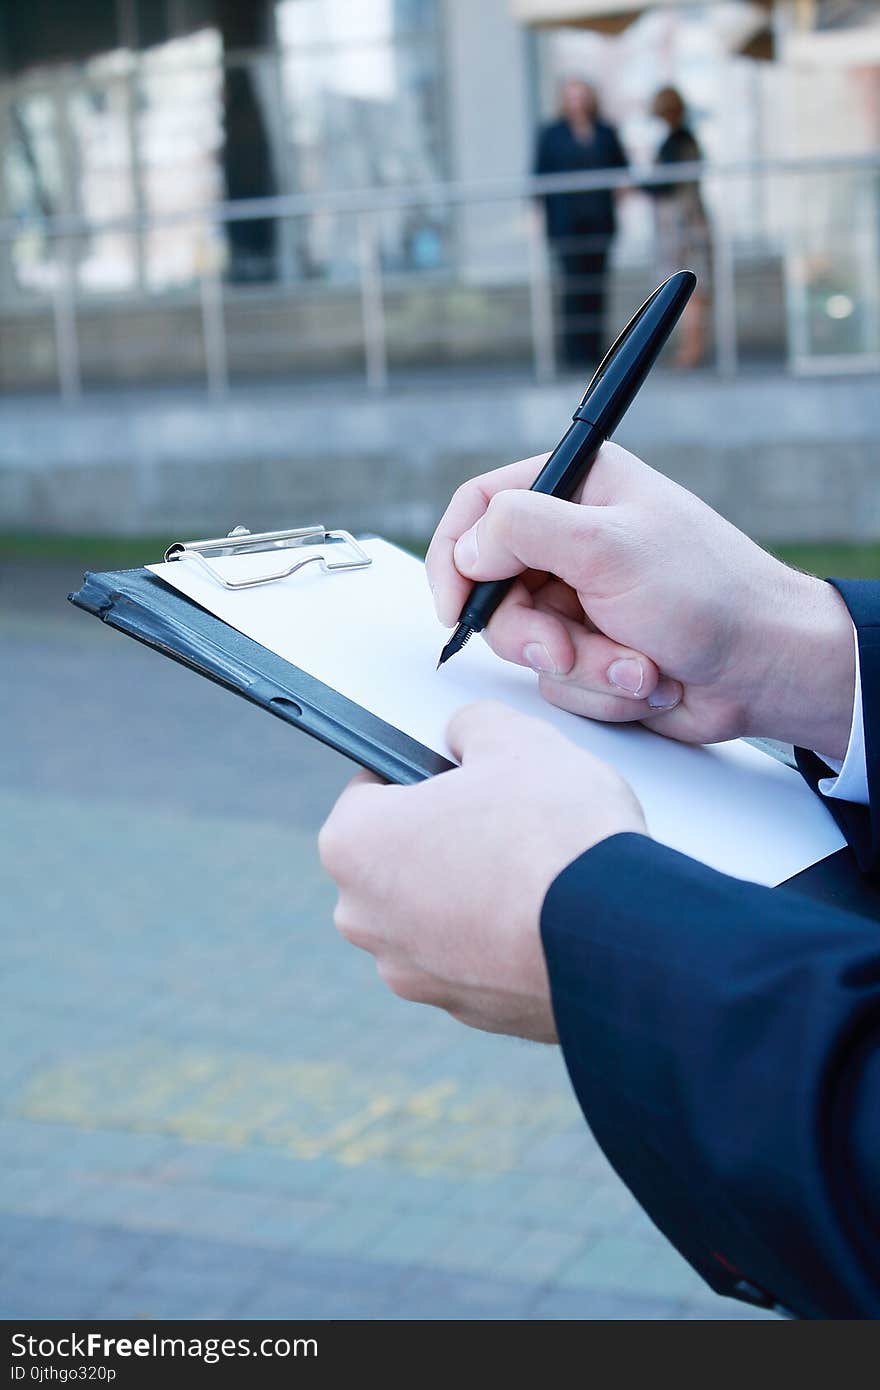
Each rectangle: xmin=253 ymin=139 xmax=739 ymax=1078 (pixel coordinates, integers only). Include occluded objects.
xmin=527 ymin=203 xmax=556 ymax=382
xmin=52 ymin=237 xmax=82 ymax=403
xmin=199 ymin=258 xmax=229 ymax=398
xmin=358 ymin=211 xmax=388 ymax=392
xmin=859 ymin=176 xmax=880 ymax=359
xmin=710 ymin=177 xmax=738 ymax=378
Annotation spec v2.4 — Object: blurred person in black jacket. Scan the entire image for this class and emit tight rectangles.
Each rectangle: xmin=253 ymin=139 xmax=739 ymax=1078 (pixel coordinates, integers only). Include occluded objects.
xmin=644 ymin=86 xmax=712 ymax=367
xmin=534 ymin=80 xmax=628 ymax=367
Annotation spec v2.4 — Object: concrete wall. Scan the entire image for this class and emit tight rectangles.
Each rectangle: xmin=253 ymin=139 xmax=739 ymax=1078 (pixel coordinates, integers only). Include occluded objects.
xmin=1 ymin=369 xmax=877 ymax=544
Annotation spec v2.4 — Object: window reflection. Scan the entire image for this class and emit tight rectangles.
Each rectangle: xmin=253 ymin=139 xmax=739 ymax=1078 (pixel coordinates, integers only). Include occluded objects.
xmin=5 ymin=90 xmax=63 ymax=292
xmin=137 ymin=29 xmax=225 ymax=290
xmin=276 ymin=2 xmax=447 ymax=278
xmin=0 ymin=0 xmax=445 ymax=299
xmin=788 ymin=171 xmax=880 ymax=362
xmin=68 ymin=59 xmax=137 ymax=292
xmin=276 ymin=0 xmax=436 ymax=48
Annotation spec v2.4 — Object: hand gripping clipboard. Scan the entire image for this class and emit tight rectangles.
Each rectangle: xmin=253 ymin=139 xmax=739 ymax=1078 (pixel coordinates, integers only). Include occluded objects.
xmin=70 ymin=517 xmax=856 ymax=895
xmin=68 ymin=523 xmax=455 ymax=787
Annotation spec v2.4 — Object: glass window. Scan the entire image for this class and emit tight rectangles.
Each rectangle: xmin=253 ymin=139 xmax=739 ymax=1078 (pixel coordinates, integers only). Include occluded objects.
xmin=276 ymin=0 xmax=448 ymax=279
xmin=786 ymin=168 xmax=880 ymax=365
xmin=136 ymin=28 xmax=225 ymax=290
xmin=276 ymin=0 xmax=437 ymax=48
xmin=3 ymin=87 xmax=65 ymax=293
xmin=66 ymin=60 xmax=138 ymax=292
xmin=1 ymin=0 xmax=448 ymax=301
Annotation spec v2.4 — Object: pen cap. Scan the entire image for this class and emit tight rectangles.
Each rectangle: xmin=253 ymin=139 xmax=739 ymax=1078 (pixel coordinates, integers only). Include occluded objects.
xmin=573 ymin=270 xmax=696 ymax=438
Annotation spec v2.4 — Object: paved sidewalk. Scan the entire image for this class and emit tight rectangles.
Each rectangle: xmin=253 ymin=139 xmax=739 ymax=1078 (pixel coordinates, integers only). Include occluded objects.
xmin=0 ymin=563 xmax=772 ymax=1320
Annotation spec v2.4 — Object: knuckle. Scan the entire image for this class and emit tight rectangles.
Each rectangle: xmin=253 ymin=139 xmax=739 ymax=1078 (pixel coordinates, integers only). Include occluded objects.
xmin=317 ymin=815 xmax=343 ymax=873
xmin=377 ymin=960 xmax=429 ymax=1003
xmin=333 ymin=902 xmax=374 ymax=952
xmin=318 ymin=784 xmax=377 ymax=875
xmin=445 ymin=701 xmax=479 ymax=751
xmin=450 ymin=695 xmax=486 ymax=725
xmin=458 ymin=698 xmax=514 ymax=741
xmin=450 ymin=479 xmax=481 ymax=513
xmin=568 ymin=505 xmax=604 ymax=550
xmin=490 ymin=489 xmax=543 ymax=562
xmin=482 ymin=616 xmax=524 ymax=666
xmin=505 ymin=494 xmax=537 ymax=553
xmin=484 ymin=488 xmax=519 ymax=538
xmin=331 ymin=897 xmax=351 ymax=936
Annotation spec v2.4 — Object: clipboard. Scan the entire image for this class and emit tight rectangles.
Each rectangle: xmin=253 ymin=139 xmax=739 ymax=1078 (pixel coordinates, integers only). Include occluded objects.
xmin=69 ymin=524 xmax=455 ymax=787
xmin=69 ymin=519 xmax=851 ymax=892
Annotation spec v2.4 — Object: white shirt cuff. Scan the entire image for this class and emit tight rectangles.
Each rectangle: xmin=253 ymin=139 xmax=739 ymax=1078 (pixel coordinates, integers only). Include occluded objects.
xmin=816 ymin=625 xmax=869 ymax=806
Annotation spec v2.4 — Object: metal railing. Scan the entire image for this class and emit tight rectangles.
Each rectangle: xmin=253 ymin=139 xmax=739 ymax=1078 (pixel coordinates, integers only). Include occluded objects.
xmin=1 ymin=149 xmax=878 ymax=400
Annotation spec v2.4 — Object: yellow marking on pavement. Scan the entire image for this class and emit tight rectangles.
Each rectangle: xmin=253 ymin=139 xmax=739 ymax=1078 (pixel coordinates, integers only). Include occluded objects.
xmin=17 ymin=1046 xmax=579 ymax=1177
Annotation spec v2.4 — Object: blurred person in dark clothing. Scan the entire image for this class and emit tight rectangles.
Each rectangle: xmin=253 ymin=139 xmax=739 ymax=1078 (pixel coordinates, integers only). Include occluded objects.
xmin=645 ymin=86 xmax=711 ymax=368
xmin=534 ymin=80 xmax=628 ymax=367
xmin=218 ymin=0 xmax=277 ymax=283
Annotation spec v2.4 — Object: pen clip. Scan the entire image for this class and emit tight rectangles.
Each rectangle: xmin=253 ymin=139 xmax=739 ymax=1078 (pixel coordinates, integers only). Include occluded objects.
xmin=573 ymin=270 xmax=696 ymax=434
xmin=578 ymin=280 xmax=667 ymax=410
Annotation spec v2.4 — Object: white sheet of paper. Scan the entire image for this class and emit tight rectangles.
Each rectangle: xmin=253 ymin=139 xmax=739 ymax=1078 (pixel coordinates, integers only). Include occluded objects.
xmin=150 ymin=538 xmax=845 ymax=887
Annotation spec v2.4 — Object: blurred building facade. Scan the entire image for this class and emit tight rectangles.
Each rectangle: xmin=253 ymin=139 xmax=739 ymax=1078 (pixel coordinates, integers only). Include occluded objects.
xmin=1 ymin=2 xmax=879 ymax=547
xmin=0 ymin=0 xmax=878 ymax=392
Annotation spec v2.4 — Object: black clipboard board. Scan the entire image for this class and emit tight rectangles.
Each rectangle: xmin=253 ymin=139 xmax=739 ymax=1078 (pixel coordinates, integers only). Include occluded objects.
xmin=68 ymin=564 xmax=454 ymax=786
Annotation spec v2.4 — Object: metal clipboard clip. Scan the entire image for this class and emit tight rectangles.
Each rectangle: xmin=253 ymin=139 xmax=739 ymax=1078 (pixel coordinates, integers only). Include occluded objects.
xmin=164 ymin=524 xmax=372 ymax=591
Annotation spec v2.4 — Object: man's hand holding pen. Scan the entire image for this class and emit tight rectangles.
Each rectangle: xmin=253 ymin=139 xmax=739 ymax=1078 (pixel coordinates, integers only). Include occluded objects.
xmin=319 ymin=442 xmax=856 ymax=1039
xmin=428 ymin=442 xmax=854 ymax=761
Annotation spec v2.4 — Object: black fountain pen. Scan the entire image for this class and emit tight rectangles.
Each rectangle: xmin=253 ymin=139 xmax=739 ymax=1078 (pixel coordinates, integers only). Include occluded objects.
xmin=437 ymin=269 xmax=696 ymax=668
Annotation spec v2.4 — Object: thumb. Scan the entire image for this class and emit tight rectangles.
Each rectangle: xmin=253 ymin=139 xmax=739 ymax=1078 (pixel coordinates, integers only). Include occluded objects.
xmin=452 ymin=490 xmax=619 ymax=594
xmin=446 ymin=700 xmax=559 ymax=765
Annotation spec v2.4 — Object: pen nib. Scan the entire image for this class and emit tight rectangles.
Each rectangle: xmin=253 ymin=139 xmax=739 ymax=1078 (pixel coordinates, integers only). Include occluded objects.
xmin=437 ymin=623 xmax=473 ymax=669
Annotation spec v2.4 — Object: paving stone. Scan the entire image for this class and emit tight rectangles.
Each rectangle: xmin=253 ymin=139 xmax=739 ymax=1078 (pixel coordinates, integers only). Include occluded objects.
xmin=555 ymin=1233 xmax=711 ymax=1303
xmin=294 ymin=1202 xmax=396 ymax=1258
xmin=0 ymin=1278 xmax=118 ymax=1321
xmin=393 ymin=1267 xmax=535 ymax=1319
xmin=430 ymin=1219 xmax=525 ymax=1276
xmin=0 ymin=595 xmax=724 ymax=1320
xmin=495 ymin=1227 xmax=589 ymax=1284
xmin=357 ymin=1212 xmax=457 ymax=1267
xmin=264 ymin=1248 xmax=406 ymax=1299
xmin=528 ymin=1288 xmax=680 ymax=1320
xmin=6 ymin=1216 xmax=155 ymax=1287
xmin=235 ymin=1281 xmax=398 ymax=1320
xmin=109 ymin=1261 xmax=267 ymax=1317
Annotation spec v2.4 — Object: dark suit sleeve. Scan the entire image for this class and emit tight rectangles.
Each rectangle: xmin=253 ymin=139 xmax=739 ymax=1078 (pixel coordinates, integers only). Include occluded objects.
xmin=542 ymin=576 xmax=880 ymax=1316
xmin=542 ymin=834 xmax=880 ymax=1318
xmin=796 ymin=578 xmax=880 ymax=872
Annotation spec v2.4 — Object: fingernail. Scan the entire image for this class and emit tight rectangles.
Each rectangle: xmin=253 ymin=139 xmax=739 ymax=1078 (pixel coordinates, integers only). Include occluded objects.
xmin=523 ymin=642 xmax=555 ymax=674
xmin=608 ymin=657 xmax=644 ymax=696
xmin=454 ymin=525 xmax=479 ymax=574
xmin=647 ymin=677 xmax=682 ymax=710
